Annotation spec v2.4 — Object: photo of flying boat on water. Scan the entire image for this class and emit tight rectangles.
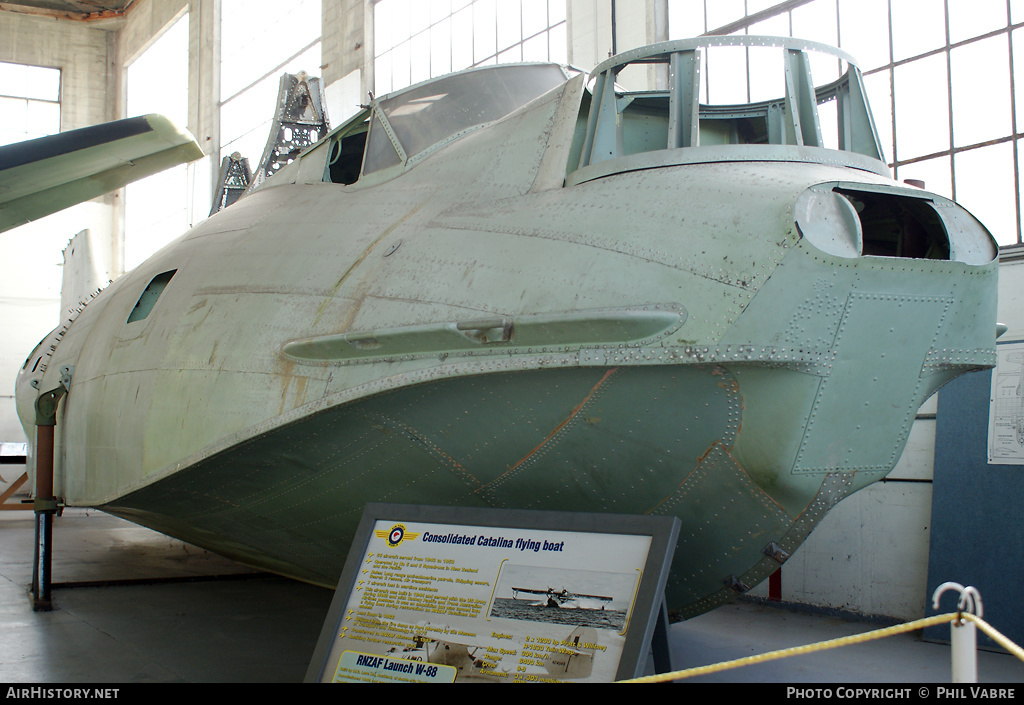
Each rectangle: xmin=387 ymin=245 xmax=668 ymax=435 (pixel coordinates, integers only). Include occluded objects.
xmin=490 ymin=564 xmax=637 ymax=630
xmin=510 ymin=586 xmax=613 ymax=609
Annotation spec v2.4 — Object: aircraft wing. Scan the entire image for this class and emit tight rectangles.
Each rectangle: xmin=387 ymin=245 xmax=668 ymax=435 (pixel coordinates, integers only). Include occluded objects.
xmin=511 ymin=587 xmax=612 ymax=601
xmin=0 ymin=114 xmax=204 ymax=234
xmin=566 ymin=592 xmax=612 ymax=602
xmin=511 ymin=587 xmax=549 ymax=596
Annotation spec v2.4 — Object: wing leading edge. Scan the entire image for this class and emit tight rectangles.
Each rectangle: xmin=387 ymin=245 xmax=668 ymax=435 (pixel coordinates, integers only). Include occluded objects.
xmin=0 ymin=114 xmax=204 ymax=234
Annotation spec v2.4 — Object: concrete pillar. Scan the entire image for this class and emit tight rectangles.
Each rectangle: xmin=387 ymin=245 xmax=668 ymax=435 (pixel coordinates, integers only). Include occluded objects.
xmin=568 ymin=0 xmax=668 ymax=88
xmin=322 ymin=0 xmax=370 ymax=126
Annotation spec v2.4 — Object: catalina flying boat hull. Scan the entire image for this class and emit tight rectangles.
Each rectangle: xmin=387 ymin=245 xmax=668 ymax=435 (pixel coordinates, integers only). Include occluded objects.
xmin=13 ymin=37 xmax=998 ymax=619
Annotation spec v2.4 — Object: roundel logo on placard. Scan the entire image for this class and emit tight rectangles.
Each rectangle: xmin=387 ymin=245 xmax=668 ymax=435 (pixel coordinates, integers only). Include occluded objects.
xmin=374 ymin=524 xmax=420 ymax=547
xmin=388 ymin=525 xmax=405 ymax=546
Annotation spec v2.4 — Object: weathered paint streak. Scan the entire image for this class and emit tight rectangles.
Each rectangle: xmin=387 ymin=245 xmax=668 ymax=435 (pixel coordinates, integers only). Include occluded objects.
xmin=312 ymin=187 xmax=442 ymax=328
xmin=483 ymin=367 xmax=620 ymax=489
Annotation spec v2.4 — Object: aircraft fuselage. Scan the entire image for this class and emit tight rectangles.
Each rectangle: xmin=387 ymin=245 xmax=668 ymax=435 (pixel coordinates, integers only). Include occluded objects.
xmin=16 ymin=39 xmax=998 ymax=617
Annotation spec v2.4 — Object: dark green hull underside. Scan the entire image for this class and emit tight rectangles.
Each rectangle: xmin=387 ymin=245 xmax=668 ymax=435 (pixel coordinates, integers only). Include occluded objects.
xmin=102 ymin=363 xmax=866 ymax=617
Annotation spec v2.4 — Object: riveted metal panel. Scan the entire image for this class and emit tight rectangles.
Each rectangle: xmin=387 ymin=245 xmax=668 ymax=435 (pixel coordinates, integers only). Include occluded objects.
xmin=678 ymin=471 xmax=855 ymax=619
xmin=655 ymin=443 xmax=796 ymax=615
xmin=105 ymin=364 xmax=744 ymax=589
xmin=794 ymin=293 xmax=952 ymax=474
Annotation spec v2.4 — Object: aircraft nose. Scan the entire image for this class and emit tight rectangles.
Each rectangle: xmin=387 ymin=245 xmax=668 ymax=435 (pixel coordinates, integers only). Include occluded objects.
xmin=14 ymin=326 xmax=63 ymax=442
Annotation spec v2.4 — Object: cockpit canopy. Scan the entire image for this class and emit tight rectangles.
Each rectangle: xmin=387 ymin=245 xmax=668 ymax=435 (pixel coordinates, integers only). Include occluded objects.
xmin=366 ymin=63 xmax=568 ymax=174
xmin=322 ymin=63 xmax=568 ymax=185
xmin=304 ymin=37 xmax=886 ymax=191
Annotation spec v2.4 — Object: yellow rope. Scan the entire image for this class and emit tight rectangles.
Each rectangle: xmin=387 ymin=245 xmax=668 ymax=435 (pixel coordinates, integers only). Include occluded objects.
xmin=622 ymin=612 xmax=1024 ymax=683
xmin=963 ymin=613 xmax=1024 ymax=662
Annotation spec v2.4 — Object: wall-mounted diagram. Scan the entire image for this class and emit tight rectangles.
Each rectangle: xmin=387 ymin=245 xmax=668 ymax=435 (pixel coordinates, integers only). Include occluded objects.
xmin=987 ymin=342 xmax=1024 ymax=463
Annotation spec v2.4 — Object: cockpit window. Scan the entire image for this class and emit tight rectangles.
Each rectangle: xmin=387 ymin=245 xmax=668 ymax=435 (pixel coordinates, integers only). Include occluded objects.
xmin=362 ymin=63 xmax=568 ymax=175
xmin=326 ymin=126 xmax=368 ymax=185
xmin=127 ymin=270 xmax=176 ymax=324
xmin=362 ymin=111 xmax=403 ymax=174
xmin=572 ymin=36 xmax=886 ymax=177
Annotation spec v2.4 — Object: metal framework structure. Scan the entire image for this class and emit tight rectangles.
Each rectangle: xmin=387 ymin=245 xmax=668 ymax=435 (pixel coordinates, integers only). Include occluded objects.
xmin=680 ymin=0 xmax=1024 ymax=247
xmin=209 ymin=152 xmax=251 ymax=215
xmin=576 ymin=35 xmax=883 ymax=174
xmin=249 ymin=72 xmax=330 ymax=191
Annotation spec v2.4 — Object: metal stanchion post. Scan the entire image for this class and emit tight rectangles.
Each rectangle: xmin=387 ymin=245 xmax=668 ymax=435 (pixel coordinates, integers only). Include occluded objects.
xmin=932 ymin=582 xmax=983 ymax=684
xmin=950 ymin=614 xmax=978 ymax=683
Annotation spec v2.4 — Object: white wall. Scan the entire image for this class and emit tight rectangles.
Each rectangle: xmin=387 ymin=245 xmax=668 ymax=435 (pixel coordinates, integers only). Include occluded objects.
xmin=0 ymin=12 xmax=114 ymax=454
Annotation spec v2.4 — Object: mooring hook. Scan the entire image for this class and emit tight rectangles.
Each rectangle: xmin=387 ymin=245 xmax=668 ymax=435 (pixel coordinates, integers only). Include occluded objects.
xmin=932 ymin=582 xmax=984 ymax=619
xmin=959 ymin=586 xmax=983 ymax=618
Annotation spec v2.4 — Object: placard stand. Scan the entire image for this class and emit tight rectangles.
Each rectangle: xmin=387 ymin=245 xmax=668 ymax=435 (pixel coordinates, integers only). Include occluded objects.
xmin=306 ymin=503 xmax=680 ymax=683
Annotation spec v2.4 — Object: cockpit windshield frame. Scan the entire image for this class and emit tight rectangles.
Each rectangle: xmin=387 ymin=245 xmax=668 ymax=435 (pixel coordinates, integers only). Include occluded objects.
xmin=569 ymin=35 xmax=888 ymax=186
xmin=359 ymin=63 xmax=570 ymax=181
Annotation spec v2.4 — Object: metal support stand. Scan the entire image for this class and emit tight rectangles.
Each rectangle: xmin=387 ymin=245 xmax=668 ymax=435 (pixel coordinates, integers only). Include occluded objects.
xmin=650 ymin=599 xmax=675 ymax=676
xmin=31 ymin=493 xmax=54 ymax=611
xmin=30 ymin=383 xmax=67 ymax=612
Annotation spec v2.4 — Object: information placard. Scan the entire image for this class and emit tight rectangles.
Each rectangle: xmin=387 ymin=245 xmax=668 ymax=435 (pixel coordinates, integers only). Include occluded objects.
xmin=988 ymin=339 xmax=1024 ymax=464
xmin=306 ymin=504 xmax=679 ymax=683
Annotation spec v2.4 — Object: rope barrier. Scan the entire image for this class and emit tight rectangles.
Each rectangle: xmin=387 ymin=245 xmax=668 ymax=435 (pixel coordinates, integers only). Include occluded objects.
xmin=962 ymin=613 xmax=1024 ymax=663
xmin=621 ymin=612 xmax=1024 ymax=683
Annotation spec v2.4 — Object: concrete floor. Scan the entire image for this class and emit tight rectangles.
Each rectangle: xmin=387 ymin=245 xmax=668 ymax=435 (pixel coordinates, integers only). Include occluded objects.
xmin=670 ymin=602 xmax=1024 ymax=683
xmin=2 ymin=507 xmax=1023 ymax=683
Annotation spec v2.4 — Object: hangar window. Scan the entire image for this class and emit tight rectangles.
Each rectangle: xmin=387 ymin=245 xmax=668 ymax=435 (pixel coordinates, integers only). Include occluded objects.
xmin=220 ymin=0 xmax=322 ymax=169
xmin=372 ymin=0 xmax=568 ymax=96
xmin=124 ymin=13 xmax=189 ymax=271
xmin=0 ymin=61 xmax=60 ymax=146
xmin=666 ymin=0 xmax=1022 ymax=247
xmin=127 ymin=270 xmax=177 ymax=324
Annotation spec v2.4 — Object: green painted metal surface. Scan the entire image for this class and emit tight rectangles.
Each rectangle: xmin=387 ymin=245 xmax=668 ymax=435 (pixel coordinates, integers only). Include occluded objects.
xmin=14 ymin=40 xmax=998 ymax=620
